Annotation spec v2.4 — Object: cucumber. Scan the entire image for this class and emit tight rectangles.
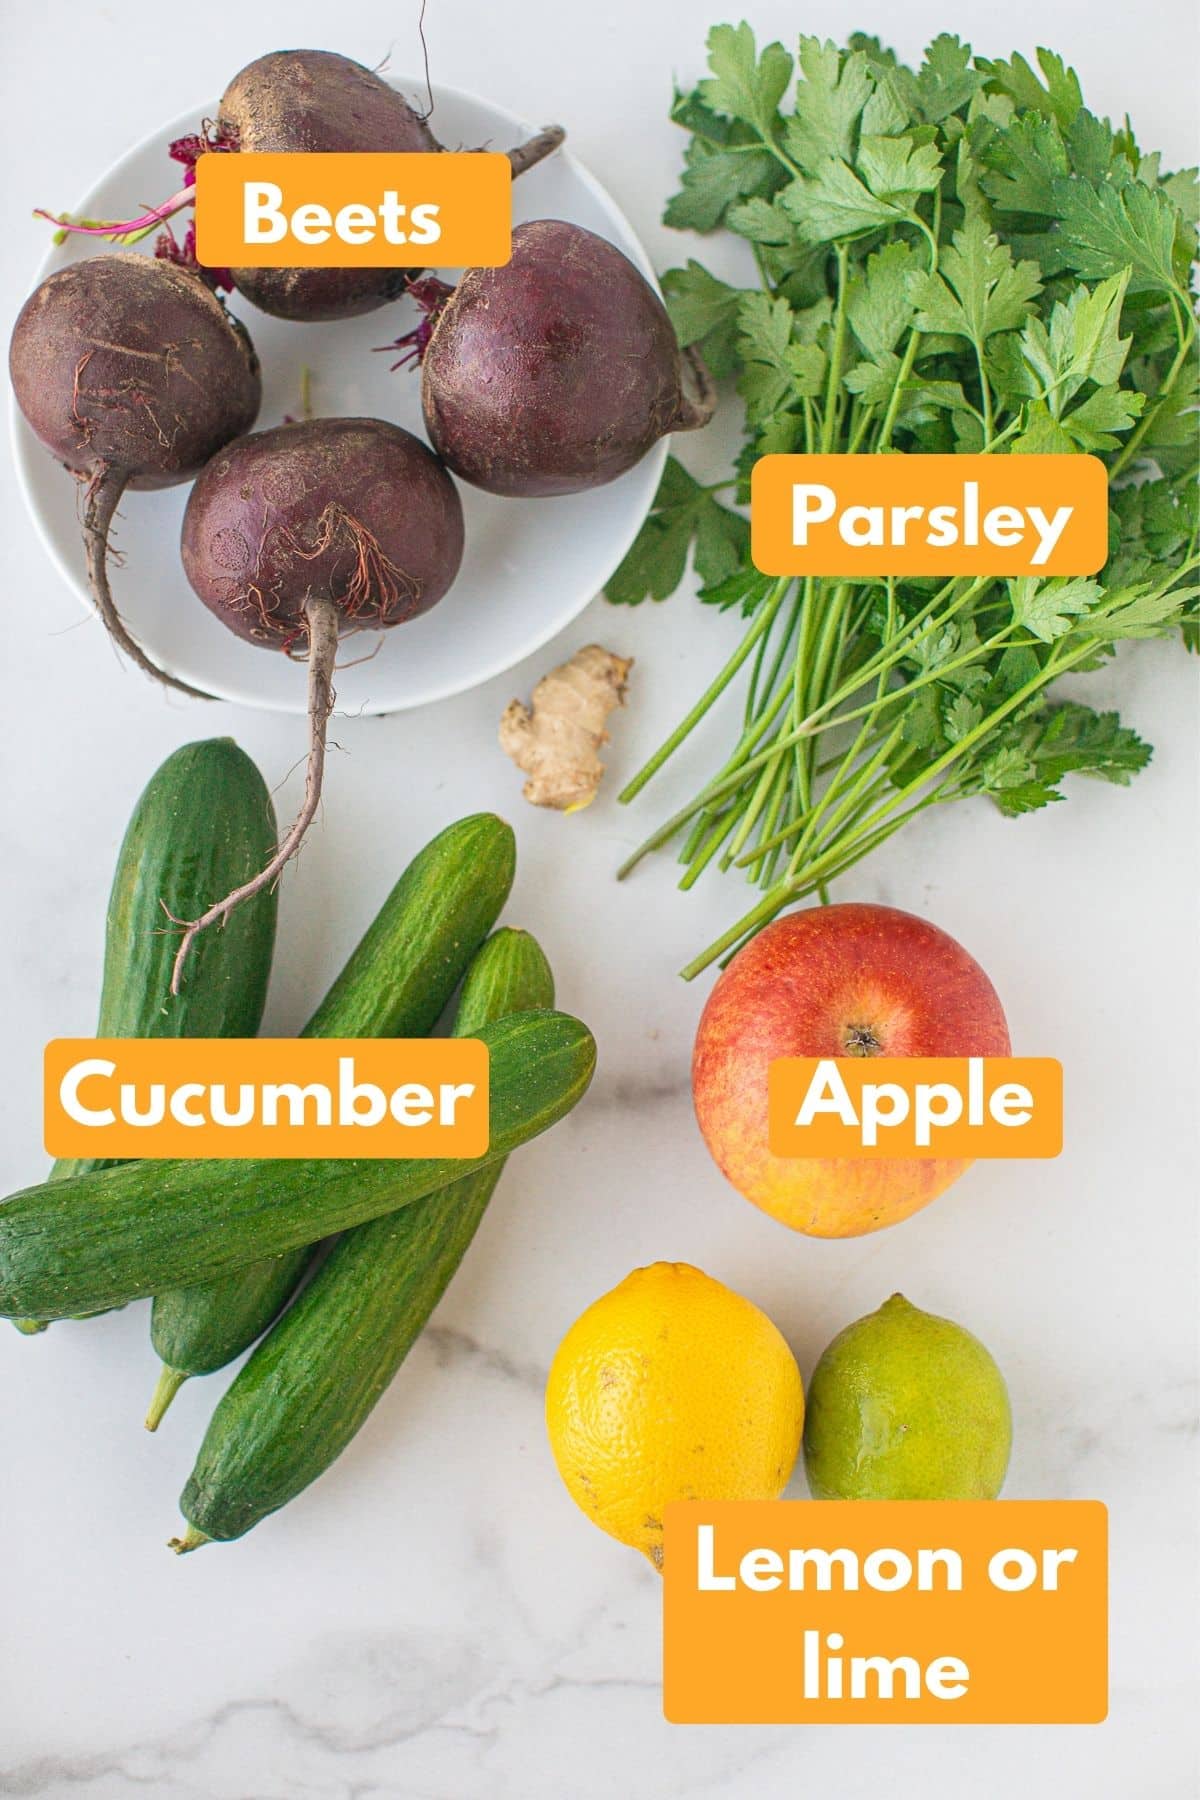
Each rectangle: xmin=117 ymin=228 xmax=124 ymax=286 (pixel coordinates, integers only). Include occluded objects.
xmin=145 ymin=813 xmax=517 ymax=1425
xmin=13 ymin=739 xmax=278 ymax=1334
xmin=56 ymin=737 xmax=279 ymax=1181
xmin=0 ymin=1008 xmax=595 ymax=1321
xmin=175 ymin=928 xmax=554 ymax=1546
xmin=146 ymin=1257 xmax=314 ymax=1428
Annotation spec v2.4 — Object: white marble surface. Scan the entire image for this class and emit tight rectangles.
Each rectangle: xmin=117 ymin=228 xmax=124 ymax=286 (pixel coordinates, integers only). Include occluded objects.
xmin=1 ymin=1 xmax=1197 ymax=1794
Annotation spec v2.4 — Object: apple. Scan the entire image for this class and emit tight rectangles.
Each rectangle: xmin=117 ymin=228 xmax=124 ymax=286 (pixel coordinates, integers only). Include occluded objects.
xmin=691 ymin=903 xmax=1011 ymax=1237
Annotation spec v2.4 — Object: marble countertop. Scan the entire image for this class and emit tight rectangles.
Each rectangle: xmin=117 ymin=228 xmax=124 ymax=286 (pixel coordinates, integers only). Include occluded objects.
xmin=1 ymin=1 xmax=1196 ymax=1794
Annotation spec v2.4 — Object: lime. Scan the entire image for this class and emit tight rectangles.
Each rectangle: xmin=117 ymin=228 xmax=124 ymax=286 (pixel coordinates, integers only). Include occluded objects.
xmin=803 ymin=1293 xmax=1011 ymax=1500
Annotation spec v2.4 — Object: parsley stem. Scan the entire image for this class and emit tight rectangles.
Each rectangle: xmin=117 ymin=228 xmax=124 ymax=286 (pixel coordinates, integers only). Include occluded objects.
xmin=796 ymin=625 xmax=1016 ymax=743
xmin=847 ymin=404 xmax=875 ymax=453
xmin=789 ymin=576 xmax=819 ymax=809
xmin=622 ymin=578 xmax=981 ymax=870
xmin=797 ymin=578 xmax=853 ymax=891
xmin=788 ymin=578 xmax=991 ymax=737
xmin=617 ymin=623 xmax=805 ymax=878
xmin=680 ymin=789 xmax=945 ymax=979
xmin=974 ymin=340 xmax=995 ymax=442
xmin=679 ymin=805 xmax=744 ymax=889
xmin=632 ymin=33 xmax=1195 ymax=978
xmin=874 ymin=196 xmax=938 ymax=450
xmin=750 ymin=242 xmax=777 ymax=295
xmin=820 ymin=248 xmax=851 ymax=455
xmin=743 ymin=726 xmax=901 ymax=868
xmin=875 ymin=330 xmax=921 ymax=450
xmin=1110 ymin=294 xmax=1197 ymax=478
xmin=744 ymin=752 xmax=796 ymax=882
xmin=679 ymin=635 xmax=1102 ymax=979
xmin=769 ymin=722 xmax=904 ymax=871
xmin=744 ymin=609 xmax=774 ymax=724
xmin=617 ymin=575 xmax=791 ymax=810
xmin=910 ymin=203 xmax=940 ymax=271
xmin=710 ymin=746 xmax=781 ymax=872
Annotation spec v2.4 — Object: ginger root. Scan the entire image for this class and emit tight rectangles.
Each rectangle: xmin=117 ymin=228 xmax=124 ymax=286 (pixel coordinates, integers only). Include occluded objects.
xmin=499 ymin=644 xmax=633 ymax=811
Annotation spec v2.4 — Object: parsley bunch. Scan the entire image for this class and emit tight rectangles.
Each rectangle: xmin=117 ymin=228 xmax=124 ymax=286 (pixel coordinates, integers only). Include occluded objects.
xmin=611 ymin=27 xmax=1198 ymax=978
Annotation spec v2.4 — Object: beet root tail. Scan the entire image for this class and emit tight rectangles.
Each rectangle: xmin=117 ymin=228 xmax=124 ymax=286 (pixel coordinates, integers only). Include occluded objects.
xmin=83 ymin=467 xmax=216 ymax=700
xmin=505 ymin=125 xmax=566 ymax=179
xmin=672 ymin=347 xmax=718 ymax=433
xmin=168 ymin=597 xmax=340 ymax=995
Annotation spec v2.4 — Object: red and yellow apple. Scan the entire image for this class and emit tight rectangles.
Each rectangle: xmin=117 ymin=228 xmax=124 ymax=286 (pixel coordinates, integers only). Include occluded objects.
xmin=691 ymin=903 xmax=1011 ymax=1237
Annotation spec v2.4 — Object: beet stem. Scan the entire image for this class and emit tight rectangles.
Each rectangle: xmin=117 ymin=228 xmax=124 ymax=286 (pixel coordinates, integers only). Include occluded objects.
xmin=375 ymin=276 xmax=455 ymax=370
xmin=168 ymin=596 xmax=339 ymax=995
xmin=505 ymin=125 xmax=565 ymax=179
xmin=35 ymin=186 xmax=196 ymax=244
xmin=82 ymin=467 xmax=215 ymax=700
xmin=673 ymin=346 xmax=718 ymax=433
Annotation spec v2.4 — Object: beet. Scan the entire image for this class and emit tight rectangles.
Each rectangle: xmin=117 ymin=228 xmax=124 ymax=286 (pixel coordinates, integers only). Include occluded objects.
xmin=418 ymin=220 xmax=716 ymax=497
xmin=220 ymin=52 xmax=565 ymax=320
xmin=174 ymin=416 xmax=463 ymax=982
xmin=217 ymin=50 xmax=438 ymax=321
xmin=9 ymin=252 xmax=261 ymax=695
xmin=39 ymin=51 xmax=565 ymax=323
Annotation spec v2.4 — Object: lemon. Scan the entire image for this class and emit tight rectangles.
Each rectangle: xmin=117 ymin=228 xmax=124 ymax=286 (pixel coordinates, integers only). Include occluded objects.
xmin=545 ymin=1262 xmax=804 ymax=1569
xmin=803 ymin=1293 xmax=1011 ymax=1501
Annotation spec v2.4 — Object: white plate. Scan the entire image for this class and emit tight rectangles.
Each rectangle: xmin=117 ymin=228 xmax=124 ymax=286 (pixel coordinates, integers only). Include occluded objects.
xmin=11 ymin=81 xmax=667 ymax=714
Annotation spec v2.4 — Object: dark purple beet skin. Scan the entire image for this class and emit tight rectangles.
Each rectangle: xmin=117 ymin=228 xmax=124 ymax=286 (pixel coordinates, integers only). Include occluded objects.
xmin=218 ymin=51 xmax=439 ymax=321
xmin=420 ymin=219 xmax=715 ymax=497
xmin=169 ymin=415 xmax=464 ymax=990
xmin=180 ymin=417 xmax=464 ymax=647
xmin=9 ymin=252 xmax=260 ymax=490
xmin=8 ymin=251 xmax=260 ymax=697
xmin=31 ymin=54 xmax=563 ymax=324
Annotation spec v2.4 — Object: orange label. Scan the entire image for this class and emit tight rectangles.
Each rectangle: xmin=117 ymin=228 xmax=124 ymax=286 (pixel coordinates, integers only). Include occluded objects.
xmin=768 ymin=1057 xmax=1061 ymax=1158
xmin=664 ymin=1501 xmax=1108 ymax=1724
xmin=194 ymin=152 xmax=511 ymax=269
xmin=751 ymin=454 xmax=1107 ymax=576
xmin=44 ymin=1038 xmax=488 ymax=1160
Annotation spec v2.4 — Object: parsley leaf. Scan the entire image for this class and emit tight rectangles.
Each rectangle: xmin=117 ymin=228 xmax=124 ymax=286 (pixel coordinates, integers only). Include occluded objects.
xmin=858 ymin=134 xmax=943 ymax=202
xmin=664 ymin=136 xmax=780 ymax=232
xmin=724 ymin=196 xmax=795 ymax=243
xmin=978 ymin=47 xmax=1083 ymax=130
xmin=662 ymin=262 xmax=746 ymax=377
xmin=1079 ymin=584 xmax=1199 ymax=639
xmin=1010 ymin=576 xmax=1102 ymax=641
xmin=975 ymin=112 xmax=1069 ymax=218
xmin=914 ymin=34 xmax=980 ymax=122
xmin=782 ymin=159 xmax=904 ymax=242
xmin=784 ymin=36 xmax=875 ymax=170
xmin=1052 ymin=177 xmax=1188 ymax=295
xmin=616 ymin=28 xmax=1196 ymax=966
xmin=908 ymin=216 xmax=1043 ymax=342
xmin=736 ymin=292 xmax=827 ymax=419
xmin=981 ymin=701 xmax=1152 ymax=814
xmin=605 ymin=459 xmax=749 ymax=605
xmin=699 ymin=22 xmax=793 ymax=139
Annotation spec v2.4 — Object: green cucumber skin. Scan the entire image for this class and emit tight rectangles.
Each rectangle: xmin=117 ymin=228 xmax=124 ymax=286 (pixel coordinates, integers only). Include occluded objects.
xmin=0 ymin=1009 xmax=595 ymax=1321
xmin=149 ymin=1257 xmax=311 ymax=1378
xmin=304 ymin=814 xmax=517 ymax=1040
xmin=182 ymin=928 xmax=554 ymax=1541
xmin=51 ymin=738 xmax=278 ymax=1184
xmin=185 ymin=1165 xmax=503 ymax=1540
xmin=11 ymin=739 xmax=277 ymax=1335
xmin=450 ymin=930 xmax=555 ymax=1041
xmin=147 ymin=813 xmax=516 ymax=1381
